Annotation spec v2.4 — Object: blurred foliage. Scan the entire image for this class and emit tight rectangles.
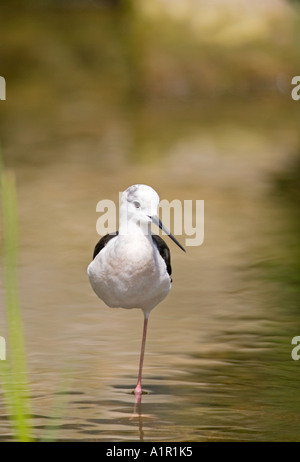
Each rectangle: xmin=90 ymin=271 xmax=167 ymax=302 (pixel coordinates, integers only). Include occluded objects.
xmin=0 ymin=1 xmax=298 ymax=101
xmin=0 ymin=0 xmax=299 ymax=168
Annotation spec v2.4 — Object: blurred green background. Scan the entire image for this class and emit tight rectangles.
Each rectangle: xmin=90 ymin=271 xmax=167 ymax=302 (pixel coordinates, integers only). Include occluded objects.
xmin=1 ymin=0 xmax=300 ymax=442
xmin=1 ymin=0 xmax=300 ymax=168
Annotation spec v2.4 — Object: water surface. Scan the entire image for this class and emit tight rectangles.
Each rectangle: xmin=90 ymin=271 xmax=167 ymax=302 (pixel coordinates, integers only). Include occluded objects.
xmin=1 ymin=109 xmax=300 ymax=441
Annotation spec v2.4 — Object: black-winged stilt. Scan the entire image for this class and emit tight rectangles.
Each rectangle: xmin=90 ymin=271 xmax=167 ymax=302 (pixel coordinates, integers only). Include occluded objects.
xmin=87 ymin=184 xmax=185 ymax=397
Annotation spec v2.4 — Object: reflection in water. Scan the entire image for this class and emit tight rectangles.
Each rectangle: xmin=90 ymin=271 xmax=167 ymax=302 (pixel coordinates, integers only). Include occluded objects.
xmin=0 ymin=130 xmax=300 ymax=441
xmin=131 ymin=396 xmax=144 ymax=442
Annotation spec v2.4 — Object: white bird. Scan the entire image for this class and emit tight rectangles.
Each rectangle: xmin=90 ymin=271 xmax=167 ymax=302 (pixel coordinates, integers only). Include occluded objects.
xmin=87 ymin=184 xmax=185 ymax=397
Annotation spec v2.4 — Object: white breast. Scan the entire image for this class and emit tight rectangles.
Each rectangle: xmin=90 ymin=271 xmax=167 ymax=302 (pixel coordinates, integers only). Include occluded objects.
xmin=87 ymin=234 xmax=171 ymax=313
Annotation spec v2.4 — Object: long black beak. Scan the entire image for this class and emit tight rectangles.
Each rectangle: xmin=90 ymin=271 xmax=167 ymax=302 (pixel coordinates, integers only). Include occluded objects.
xmin=150 ymin=215 xmax=186 ymax=252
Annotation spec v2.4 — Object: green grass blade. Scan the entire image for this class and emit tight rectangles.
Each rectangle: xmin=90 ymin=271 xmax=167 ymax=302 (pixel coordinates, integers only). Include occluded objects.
xmin=0 ymin=160 xmax=32 ymax=442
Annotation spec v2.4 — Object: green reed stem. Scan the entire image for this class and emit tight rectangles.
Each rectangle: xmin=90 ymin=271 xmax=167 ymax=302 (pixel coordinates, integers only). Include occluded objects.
xmin=0 ymin=158 xmax=32 ymax=441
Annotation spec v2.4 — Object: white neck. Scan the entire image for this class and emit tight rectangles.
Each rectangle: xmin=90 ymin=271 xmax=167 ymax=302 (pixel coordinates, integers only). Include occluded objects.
xmin=119 ymin=217 xmax=151 ymax=236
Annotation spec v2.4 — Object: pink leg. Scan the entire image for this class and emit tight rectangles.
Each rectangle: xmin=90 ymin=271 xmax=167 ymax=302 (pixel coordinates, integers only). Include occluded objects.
xmin=134 ymin=313 xmax=149 ymax=396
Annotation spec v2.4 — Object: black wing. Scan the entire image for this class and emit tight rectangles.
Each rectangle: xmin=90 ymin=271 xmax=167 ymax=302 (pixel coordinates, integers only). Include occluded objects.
xmin=92 ymin=231 xmax=119 ymax=259
xmin=152 ymin=234 xmax=172 ymax=278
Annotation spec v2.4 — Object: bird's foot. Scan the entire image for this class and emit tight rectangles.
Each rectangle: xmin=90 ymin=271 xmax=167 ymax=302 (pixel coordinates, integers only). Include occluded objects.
xmin=134 ymin=380 xmax=143 ymax=403
xmin=134 ymin=382 xmax=142 ymax=396
xmin=134 ymin=384 xmax=142 ymax=394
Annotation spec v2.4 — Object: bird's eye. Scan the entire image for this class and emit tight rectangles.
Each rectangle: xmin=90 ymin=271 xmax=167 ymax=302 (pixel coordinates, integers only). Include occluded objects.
xmin=133 ymin=201 xmax=141 ymax=209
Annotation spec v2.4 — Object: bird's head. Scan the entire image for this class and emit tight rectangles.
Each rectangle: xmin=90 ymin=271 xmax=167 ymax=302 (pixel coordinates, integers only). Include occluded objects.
xmin=121 ymin=184 xmax=159 ymax=226
xmin=120 ymin=184 xmax=186 ymax=252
